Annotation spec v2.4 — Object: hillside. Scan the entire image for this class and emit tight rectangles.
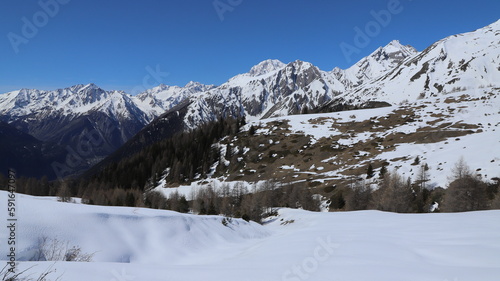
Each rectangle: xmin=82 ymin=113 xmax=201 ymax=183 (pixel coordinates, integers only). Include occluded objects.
xmin=0 ymin=121 xmax=67 ymax=179
xmin=216 ymin=86 xmax=500 ymax=189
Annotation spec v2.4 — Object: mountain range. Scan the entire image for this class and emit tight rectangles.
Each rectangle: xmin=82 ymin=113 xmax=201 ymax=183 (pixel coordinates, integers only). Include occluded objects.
xmin=0 ymin=19 xmax=499 ymax=180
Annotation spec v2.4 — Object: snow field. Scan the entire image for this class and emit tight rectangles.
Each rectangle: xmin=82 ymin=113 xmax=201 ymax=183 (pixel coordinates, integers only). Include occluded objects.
xmin=1 ymin=191 xmax=500 ymax=281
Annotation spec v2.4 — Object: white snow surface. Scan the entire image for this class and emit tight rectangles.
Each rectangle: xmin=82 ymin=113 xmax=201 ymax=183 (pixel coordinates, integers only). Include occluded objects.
xmin=1 ymin=191 xmax=500 ymax=281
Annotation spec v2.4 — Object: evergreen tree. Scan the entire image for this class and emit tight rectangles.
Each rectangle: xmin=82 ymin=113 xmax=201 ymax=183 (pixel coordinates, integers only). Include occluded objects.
xmin=178 ymin=196 xmax=190 ymax=213
xmin=379 ymin=165 xmax=387 ymax=179
xmin=412 ymin=156 xmax=420 ymax=165
xmin=249 ymin=125 xmax=256 ymax=136
xmin=366 ymin=164 xmax=374 ymax=178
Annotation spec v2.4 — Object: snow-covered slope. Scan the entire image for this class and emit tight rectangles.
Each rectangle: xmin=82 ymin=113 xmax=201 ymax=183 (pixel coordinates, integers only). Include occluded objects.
xmin=178 ymin=40 xmax=419 ymax=128
xmin=183 ymin=59 xmax=348 ymax=127
xmin=332 ymin=40 xmax=418 ymax=89
xmin=1 ymin=191 xmax=499 ymax=281
xmin=212 ymin=85 xmax=499 ymax=189
xmin=344 ymin=19 xmax=500 ymax=104
xmin=0 ymin=81 xmax=219 ymax=178
xmin=0 ymin=84 xmax=156 ymax=178
xmin=0 ymin=84 xmax=128 ymax=118
xmin=133 ymin=81 xmax=216 ymax=119
xmin=179 ymin=20 xmax=500 ymax=129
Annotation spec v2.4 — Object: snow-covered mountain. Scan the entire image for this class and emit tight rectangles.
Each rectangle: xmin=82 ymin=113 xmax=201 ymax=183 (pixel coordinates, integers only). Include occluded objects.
xmin=248 ymin=59 xmax=286 ymax=76
xmin=134 ymin=81 xmax=216 ymax=118
xmin=332 ymin=40 xmax=418 ymax=89
xmin=0 ymin=84 xmax=152 ymax=178
xmin=172 ymin=41 xmax=421 ymax=128
xmin=342 ymin=19 xmax=500 ymax=104
xmin=0 ymin=81 xmax=215 ymax=178
xmin=181 ymin=59 xmax=347 ymax=127
xmin=1 ymin=20 xmax=499 ymax=179
xmin=175 ymin=20 xmax=499 ymax=129
xmin=138 ymin=20 xmax=500 ymax=190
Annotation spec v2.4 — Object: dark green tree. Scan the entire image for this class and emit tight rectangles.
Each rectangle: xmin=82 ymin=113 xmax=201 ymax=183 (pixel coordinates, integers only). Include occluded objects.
xmin=366 ymin=164 xmax=375 ymax=178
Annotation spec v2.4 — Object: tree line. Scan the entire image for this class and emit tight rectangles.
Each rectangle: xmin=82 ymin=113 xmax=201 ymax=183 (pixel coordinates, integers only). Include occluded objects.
xmin=144 ymin=180 xmax=320 ymax=223
xmin=328 ymin=158 xmax=500 ymax=213
xmin=0 ymin=116 xmax=246 ymax=206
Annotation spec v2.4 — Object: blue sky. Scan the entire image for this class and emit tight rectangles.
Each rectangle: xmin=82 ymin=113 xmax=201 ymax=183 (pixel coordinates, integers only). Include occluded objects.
xmin=1 ymin=0 xmax=499 ymax=94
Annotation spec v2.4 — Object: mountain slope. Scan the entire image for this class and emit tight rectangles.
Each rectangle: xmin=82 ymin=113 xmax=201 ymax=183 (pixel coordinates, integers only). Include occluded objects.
xmin=332 ymin=40 xmax=418 ymax=89
xmin=0 ymin=81 xmax=219 ymax=178
xmin=215 ymin=85 xmax=499 ymax=189
xmin=0 ymin=122 xmax=67 ymax=179
xmin=343 ymin=19 xmax=500 ymax=104
xmin=0 ymin=84 xmax=153 ymax=177
xmin=165 ymin=40 xmax=419 ymax=130
xmin=133 ymin=81 xmax=216 ymax=118
xmin=84 ymin=20 xmax=500 ymax=189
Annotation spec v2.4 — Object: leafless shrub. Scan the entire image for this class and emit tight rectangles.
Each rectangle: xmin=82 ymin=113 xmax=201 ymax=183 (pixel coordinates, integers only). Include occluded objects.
xmin=31 ymin=237 xmax=94 ymax=262
xmin=1 ymin=263 xmax=61 ymax=281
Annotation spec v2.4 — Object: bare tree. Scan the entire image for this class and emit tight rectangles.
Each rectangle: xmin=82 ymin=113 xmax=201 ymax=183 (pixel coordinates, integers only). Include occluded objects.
xmin=219 ymin=183 xmax=232 ymax=216
xmin=371 ymin=171 xmax=414 ymax=213
xmin=449 ymin=156 xmax=472 ymax=181
xmin=145 ymin=190 xmax=167 ymax=209
xmin=260 ymin=180 xmax=280 ymax=214
xmin=56 ymin=182 xmax=72 ymax=203
xmin=491 ymin=191 xmax=500 ymax=210
xmin=167 ymin=190 xmax=180 ymax=212
xmin=442 ymin=175 xmax=488 ymax=212
xmin=345 ymin=180 xmax=372 ymax=211
xmin=442 ymin=158 xmax=489 ymax=212
xmin=415 ymin=163 xmax=430 ymax=191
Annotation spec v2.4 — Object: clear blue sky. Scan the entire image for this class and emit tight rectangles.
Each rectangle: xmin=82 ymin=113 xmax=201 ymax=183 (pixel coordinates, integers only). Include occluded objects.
xmin=1 ymin=0 xmax=499 ymax=94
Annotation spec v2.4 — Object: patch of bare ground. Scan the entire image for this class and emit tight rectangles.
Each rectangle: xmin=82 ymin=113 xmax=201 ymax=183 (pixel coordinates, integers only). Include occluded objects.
xmin=221 ymin=106 xmax=481 ymax=194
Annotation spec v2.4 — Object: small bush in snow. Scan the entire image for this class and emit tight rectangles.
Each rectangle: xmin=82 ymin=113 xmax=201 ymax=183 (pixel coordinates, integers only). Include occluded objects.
xmin=1 ymin=263 xmax=61 ymax=281
xmin=31 ymin=237 xmax=94 ymax=262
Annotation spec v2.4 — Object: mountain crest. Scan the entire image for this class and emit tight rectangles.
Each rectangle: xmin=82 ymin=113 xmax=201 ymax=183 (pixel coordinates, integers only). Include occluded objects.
xmin=370 ymin=40 xmax=418 ymax=63
xmin=248 ymin=59 xmax=286 ymax=76
xmin=334 ymin=40 xmax=418 ymax=88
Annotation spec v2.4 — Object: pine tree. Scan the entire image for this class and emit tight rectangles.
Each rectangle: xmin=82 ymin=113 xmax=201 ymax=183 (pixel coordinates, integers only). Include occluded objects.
xmin=249 ymin=125 xmax=256 ymax=136
xmin=412 ymin=156 xmax=420 ymax=165
xmin=366 ymin=164 xmax=374 ymax=178
xmin=301 ymin=106 xmax=309 ymax=114
xmin=125 ymin=192 xmax=135 ymax=207
xmin=178 ymin=196 xmax=190 ymax=213
xmin=379 ymin=165 xmax=387 ymax=179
